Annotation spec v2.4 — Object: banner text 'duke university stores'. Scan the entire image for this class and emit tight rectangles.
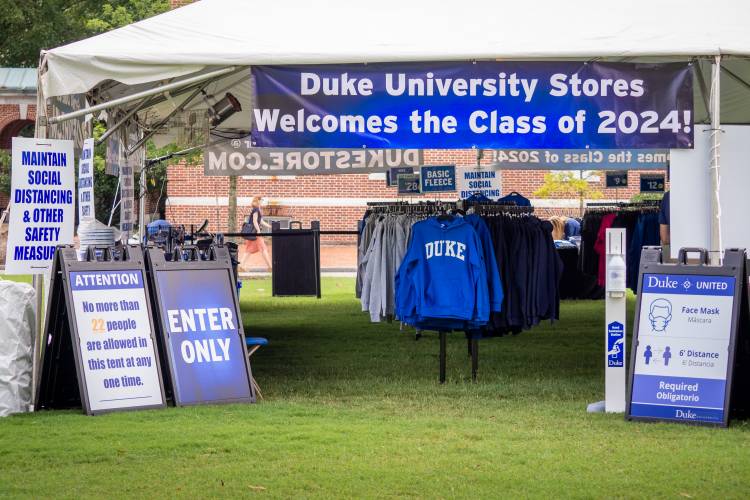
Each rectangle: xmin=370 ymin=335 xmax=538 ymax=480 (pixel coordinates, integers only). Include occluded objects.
xmin=251 ymin=62 xmax=693 ymax=150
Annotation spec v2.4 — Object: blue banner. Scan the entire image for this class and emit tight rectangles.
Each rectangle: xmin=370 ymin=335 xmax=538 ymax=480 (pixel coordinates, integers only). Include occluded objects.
xmin=251 ymin=62 xmax=693 ymax=149
xmin=155 ymin=269 xmax=252 ymax=405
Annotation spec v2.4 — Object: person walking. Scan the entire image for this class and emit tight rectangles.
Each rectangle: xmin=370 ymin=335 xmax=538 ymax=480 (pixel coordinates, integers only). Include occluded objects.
xmin=241 ymin=196 xmax=272 ymax=272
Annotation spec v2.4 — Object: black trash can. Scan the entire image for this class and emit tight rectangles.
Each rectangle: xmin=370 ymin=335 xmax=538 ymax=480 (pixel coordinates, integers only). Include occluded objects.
xmin=271 ymin=220 xmax=321 ymax=297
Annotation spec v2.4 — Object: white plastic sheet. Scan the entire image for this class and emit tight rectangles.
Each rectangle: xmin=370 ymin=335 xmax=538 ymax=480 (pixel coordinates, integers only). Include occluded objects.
xmin=0 ymin=280 xmax=36 ymax=416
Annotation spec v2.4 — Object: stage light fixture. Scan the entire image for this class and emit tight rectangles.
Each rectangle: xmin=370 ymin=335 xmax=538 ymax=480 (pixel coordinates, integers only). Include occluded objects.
xmin=208 ymin=92 xmax=242 ymax=127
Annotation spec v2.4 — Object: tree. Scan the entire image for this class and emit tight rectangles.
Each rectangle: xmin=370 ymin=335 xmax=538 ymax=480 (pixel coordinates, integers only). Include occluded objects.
xmin=0 ymin=149 xmax=10 ymax=197
xmin=0 ymin=1 xmax=169 ymax=67
xmin=1 ymin=0 xmax=171 ymax=225
xmin=534 ymin=170 xmax=604 ymax=216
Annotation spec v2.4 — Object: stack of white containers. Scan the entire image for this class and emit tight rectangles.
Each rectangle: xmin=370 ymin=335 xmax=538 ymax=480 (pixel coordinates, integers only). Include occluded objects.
xmin=77 ymin=220 xmax=117 ymax=260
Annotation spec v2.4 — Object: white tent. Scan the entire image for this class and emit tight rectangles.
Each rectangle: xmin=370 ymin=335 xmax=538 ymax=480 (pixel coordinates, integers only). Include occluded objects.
xmin=39 ymin=0 xmax=750 ymax=125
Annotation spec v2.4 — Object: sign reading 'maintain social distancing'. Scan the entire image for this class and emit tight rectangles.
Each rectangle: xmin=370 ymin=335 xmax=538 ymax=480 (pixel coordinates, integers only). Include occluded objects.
xmin=205 ymin=135 xmax=423 ymax=176
xmin=456 ymin=166 xmax=502 ymax=200
xmin=251 ymin=62 xmax=693 ymax=149
xmin=5 ymin=137 xmax=75 ymax=275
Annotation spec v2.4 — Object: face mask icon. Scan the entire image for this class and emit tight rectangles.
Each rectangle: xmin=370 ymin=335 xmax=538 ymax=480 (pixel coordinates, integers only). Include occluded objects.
xmin=648 ymin=299 xmax=672 ymax=332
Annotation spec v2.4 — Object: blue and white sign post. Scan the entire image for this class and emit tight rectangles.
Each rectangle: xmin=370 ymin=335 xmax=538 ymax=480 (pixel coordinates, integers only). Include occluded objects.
xmin=4 ymin=137 xmax=75 ymax=275
xmin=457 ymin=166 xmax=502 ymax=200
xmin=77 ymin=138 xmax=95 ymax=222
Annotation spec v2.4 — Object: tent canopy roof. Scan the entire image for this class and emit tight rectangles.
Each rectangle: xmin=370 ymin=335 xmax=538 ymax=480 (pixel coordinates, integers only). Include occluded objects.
xmin=41 ymin=0 xmax=750 ymax=99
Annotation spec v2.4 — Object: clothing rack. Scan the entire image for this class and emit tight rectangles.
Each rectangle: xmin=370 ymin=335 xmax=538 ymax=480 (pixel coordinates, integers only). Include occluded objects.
xmin=360 ymin=198 xmax=553 ymax=383
xmin=468 ymin=203 xmax=535 ymax=215
xmin=366 ymin=200 xmax=535 ymax=215
xmin=585 ymin=201 xmax=661 ymax=212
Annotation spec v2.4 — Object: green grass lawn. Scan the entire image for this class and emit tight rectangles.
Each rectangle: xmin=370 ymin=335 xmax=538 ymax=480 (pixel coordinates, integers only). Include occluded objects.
xmin=1 ymin=277 xmax=749 ymax=498
xmin=0 ymin=274 xmax=32 ymax=284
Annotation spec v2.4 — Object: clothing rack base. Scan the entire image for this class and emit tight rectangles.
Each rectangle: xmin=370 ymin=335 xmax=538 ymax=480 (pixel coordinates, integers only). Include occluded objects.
xmin=434 ymin=332 xmax=478 ymax=384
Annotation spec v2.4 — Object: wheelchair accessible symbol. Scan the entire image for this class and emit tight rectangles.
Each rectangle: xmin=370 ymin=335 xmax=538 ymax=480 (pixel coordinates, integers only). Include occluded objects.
xmin=648 ymin=298 xmax=672 ymax=332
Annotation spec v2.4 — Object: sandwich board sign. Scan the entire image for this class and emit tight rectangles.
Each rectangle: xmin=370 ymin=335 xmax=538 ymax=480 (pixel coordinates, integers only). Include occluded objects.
xmin=627 ymin=247 xmax=745 ymax=426
xmin=145 ymin=245 xmax=255 ymax=406
xmin=36 ymin=245 xmax=166 ymax=415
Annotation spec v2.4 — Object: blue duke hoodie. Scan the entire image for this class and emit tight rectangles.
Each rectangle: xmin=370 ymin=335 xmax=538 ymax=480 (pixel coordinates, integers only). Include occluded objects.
xmin=464 ymin=214 xmax=503 ymax=312
xmin=395 ymin=216 xmax=489 ymax=326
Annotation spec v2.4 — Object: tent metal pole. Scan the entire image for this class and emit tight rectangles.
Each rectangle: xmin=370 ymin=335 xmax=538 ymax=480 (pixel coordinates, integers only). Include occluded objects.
xmin=709 ymin=55 xmax=723 ymax=265
xmin=127 ymin=66 xmax=248 ymax=115
xmin=94 ymin=95 xmax=154 ymax=147
xmin=47 ymin=66 xmax=238 ymax=125
xmin=31 ymin=65 xmax=48 ymax=411
xmin=107 ymin=179 xmax=121 ymax=226
xmin=138 ymin=154 xmax=147 ymax=241
xmin=125 ymin=83 xmax=208 ymax=156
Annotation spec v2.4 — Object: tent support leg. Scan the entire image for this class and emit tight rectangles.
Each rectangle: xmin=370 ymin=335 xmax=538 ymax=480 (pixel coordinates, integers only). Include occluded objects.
xmin=471 ymin=339 xmax=478 ymax=382
xmin=138 ymin=154 xmax=147 ymax=240
xmin=709 ymin=55 xmax=723 ymax=265
xmin=439 ymin=331 xmax=447 ymax=384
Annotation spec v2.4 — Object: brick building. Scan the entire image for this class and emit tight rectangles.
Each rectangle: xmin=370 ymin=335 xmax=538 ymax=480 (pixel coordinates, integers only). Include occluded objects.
xmin=165 ymin=152 xmax=663 ymax=240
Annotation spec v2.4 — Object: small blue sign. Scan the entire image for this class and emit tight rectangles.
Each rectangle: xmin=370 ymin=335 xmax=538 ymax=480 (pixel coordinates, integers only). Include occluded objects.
xmin=388 ymin=167 xmax=415 ymax=187
xmin=420 ymin=165 xmax=456 ymax=193
xmin=641 ymin=274 xmax=735 ymax=297
xmin=397 ymin=173 xmax=421 ymax=195
xmin=631 ymin=375 xmax=726 ymax=423
xmin=607 ymin=321 xmax=625 ymax=367
xmin=640 ymin=174 xmax=665 ymax=192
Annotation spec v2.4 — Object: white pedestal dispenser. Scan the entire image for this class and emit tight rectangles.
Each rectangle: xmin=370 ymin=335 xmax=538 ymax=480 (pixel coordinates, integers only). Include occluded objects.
xmin=604 ymin=228 xmax=627 ymax=413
